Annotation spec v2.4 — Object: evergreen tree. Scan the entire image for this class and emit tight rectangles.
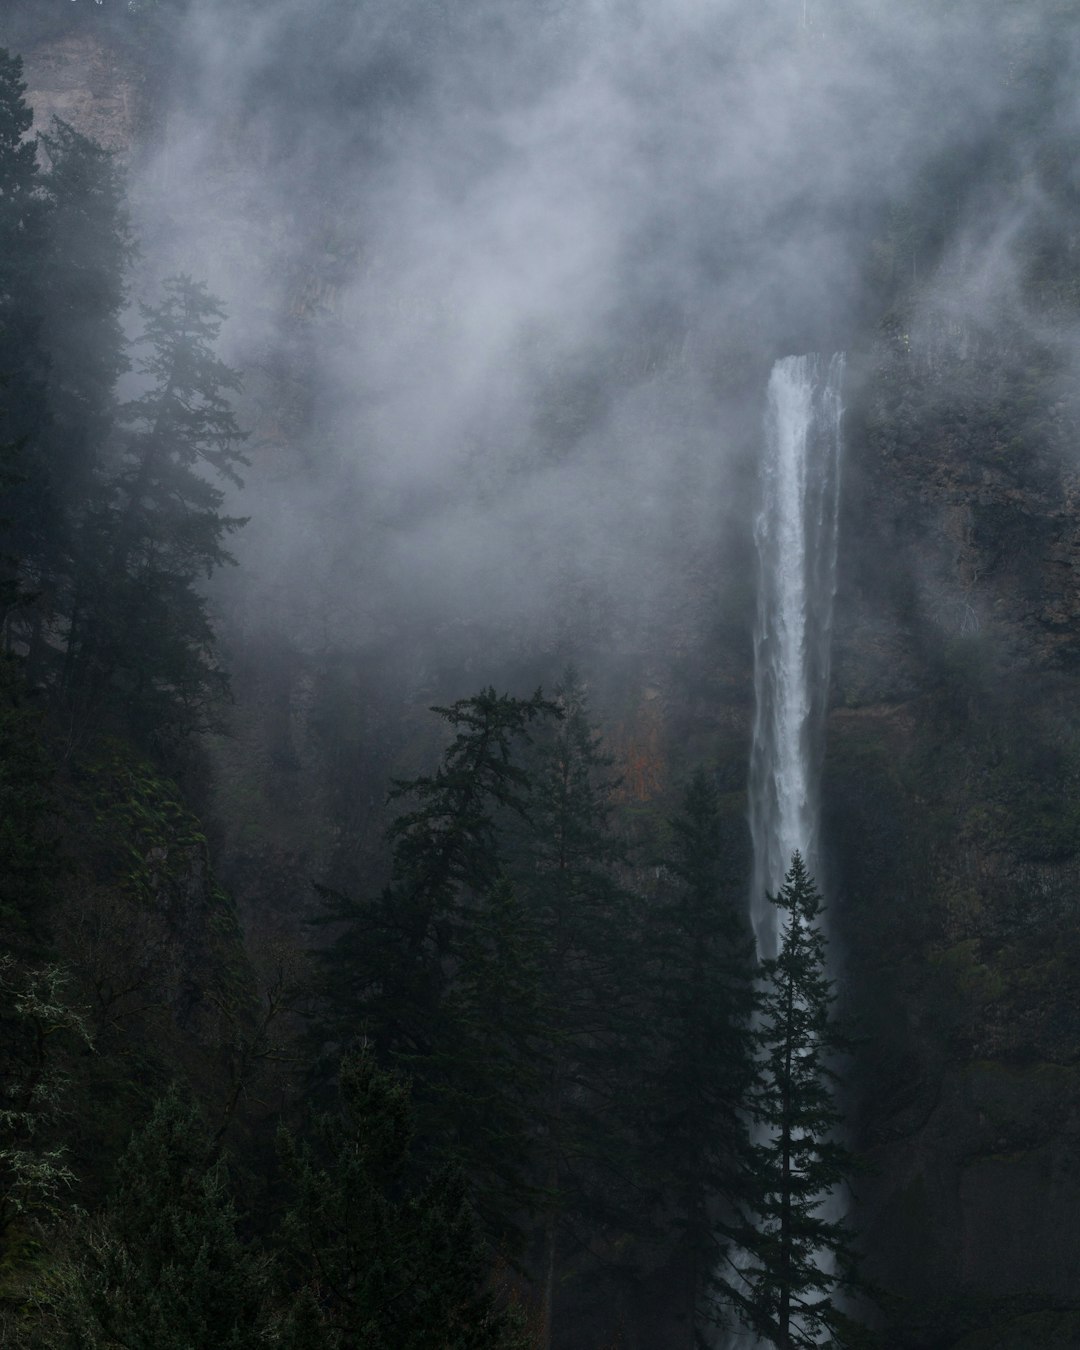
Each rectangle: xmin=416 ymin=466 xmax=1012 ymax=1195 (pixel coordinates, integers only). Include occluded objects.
xmin=0 ymin=655 xmax=56 ymax=941
xmin=0 ymin=428 xmax=29 ymax=623
xmin=0 ymin=53 xmax=39 ymax=315
xmin=726 ymin=852 xmax=858 ymax=1350
xmin=38 ymin=119 xmax=132 ymax=525
xmin=313 ymin=688 xmax=557 ymax=1242
xmin=61 ymin=275 xmax=247 ymax=746
xmin=27 ymin=119 xmax=133 ymax=687
xmin=430 ymin=874 xmax=546 ymax=1240
xmin=0 ymin=90 xmax=133 ymax=678
xmin=317 ymin=687 xmax=555 ymax=1057
xmin=643 ymin=769 xmax=756 ymax=1349
xmin=36 ymin=1092 xmax=268 ymax=1350
xmin=0 ymin=50 xmax=48 ymax=623
xmin=509 ymin=668 xmax=638 ymax=1346
xmin=276 ymin=1049 xmax=528 ymax=1350
xmin=0 ymin=50 xmax=44 ymax=450
xmin=0 ymin=958 xmax=91 ymax=1273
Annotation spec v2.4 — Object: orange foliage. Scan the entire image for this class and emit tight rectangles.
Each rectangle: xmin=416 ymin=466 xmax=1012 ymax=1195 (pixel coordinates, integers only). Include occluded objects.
xmin=612 ymin=698 xmax=666 ymax=804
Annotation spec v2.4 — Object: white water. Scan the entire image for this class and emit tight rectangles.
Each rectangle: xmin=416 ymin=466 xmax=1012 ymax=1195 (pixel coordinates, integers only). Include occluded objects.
xmin=716 ymin=354 xmax=844 ymax=1350
xmin=747 ymin=353 xmax=844 ymax=958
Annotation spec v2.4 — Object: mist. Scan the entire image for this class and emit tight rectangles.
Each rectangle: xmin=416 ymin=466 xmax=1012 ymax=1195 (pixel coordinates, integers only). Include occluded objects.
xmin=6 ymin=4 xmax=1080 ymax=1343
xmin=113 ymin=0 xmax=1049 ymax=678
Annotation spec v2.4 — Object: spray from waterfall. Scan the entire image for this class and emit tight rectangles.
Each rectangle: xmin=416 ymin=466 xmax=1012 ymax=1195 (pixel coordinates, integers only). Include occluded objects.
xmin=748 ymin=353 xmax=844 ymax=958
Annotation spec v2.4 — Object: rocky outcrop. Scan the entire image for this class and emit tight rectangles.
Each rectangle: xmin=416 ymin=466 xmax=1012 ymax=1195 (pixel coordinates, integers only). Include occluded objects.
xmin=20 ymin=29 xmax=143 ymax=153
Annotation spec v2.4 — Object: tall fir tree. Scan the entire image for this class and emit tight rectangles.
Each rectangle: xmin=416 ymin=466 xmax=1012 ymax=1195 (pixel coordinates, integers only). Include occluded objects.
xmin=38 ymin=119 xmax=132 ymax=526
xmin=33 ymin=119 xmax=133 ymax=687
xmin=510 ymin=668 xmax=639 ymax=1347
xmin=642 ymin=769 xmax=756 ymax=1349
xmin=0 ymin=958 xmax=91 ymax=1285
xmin=726 ymin=852 xmax=859 ymax=1350
xmin=0 ymin=53 xmax=40 ymax=342
xmin=430 ymin=873 xmax=546 ymax=1242
xmin=0 ymin=49 xmax=44 ymax=453
xmin=0 ymin=49 xmax=49 ymax=632
xmin=61 ymin=275 xmax=247 ymax=747
xmin=276 ymin=1049 xmax=528 ymax=1350
xmin=0 ymin=428 xmax=25 ymax=624
xmin=35 ymin=1092 xmax=268 ymax=1350
xmin=0 ymin=654 xmax=56 ymax=942
xmin=313 ymin=688 xmax=557 ymax=1245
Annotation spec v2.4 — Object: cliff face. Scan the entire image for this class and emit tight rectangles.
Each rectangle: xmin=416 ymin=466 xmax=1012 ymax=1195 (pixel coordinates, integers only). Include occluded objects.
xmin=827 ymin=331 xmax=1080 ymax=1346
xmin=19 ymin=28 xmax=143 ymax=153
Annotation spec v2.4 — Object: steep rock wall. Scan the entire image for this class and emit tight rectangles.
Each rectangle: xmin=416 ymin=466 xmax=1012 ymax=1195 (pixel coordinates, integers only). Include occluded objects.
xmin=19 ymin=29 xmax=143 ymax=152
xmin=829 ymin=331 xmax=1080 ymax=1346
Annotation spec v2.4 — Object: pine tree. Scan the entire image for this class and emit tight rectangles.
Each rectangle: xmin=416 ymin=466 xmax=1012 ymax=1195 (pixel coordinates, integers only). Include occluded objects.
xmin=0 ymin=958 xmax=91 ymax=1267
xmin=0 ymin=91 xmax=134 ymax=679
xmin=0 ymin=50 xmax=49 ymax=627
xmin=36 ymin=1092 xmax=268 ymax=1350
xmin=316 ymin=687 xmax=555 ymax=1057
xmin=61 ymin=275 xmax=247 ymax=746
xmin=0 ymin=51 xmax=44 ymax=452
xmin=431 ymin=874 xmax=546 ymax=1241
xmin=0 ymin=655 xmax=56 ymax=941
xmin=0 ymin=51 xmax=39 ymax=280
xmin=727 ymin=852 xmax=858 ymax=1350
xmin=0 ymin=425 xmax=29 ymax=623
xmin=643 ymin=769 xmax=756 ymax=1349
xmin=38 ymin=119 xmax=132 ymax=526
xmin=313 ymin=688 xmax=557 ymax=1242
xmin=29 ymin=119 xmax=134 ymax=688
xmin=276 ymin=1049 xmax=528 ymax=1350
xmin=509 ymin=668 xmax=638 ymax=1347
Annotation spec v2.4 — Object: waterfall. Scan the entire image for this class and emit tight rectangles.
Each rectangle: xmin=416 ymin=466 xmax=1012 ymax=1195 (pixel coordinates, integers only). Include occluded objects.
xmin=748 ymin=352 xmax=844 ymax=958
xmin=717 ymin=354 xmax=844 ymax=1350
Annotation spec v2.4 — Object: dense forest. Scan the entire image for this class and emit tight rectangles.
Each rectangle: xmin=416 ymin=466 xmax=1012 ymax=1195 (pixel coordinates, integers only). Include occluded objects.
xmin=4 ymin=0 xmax=1080 ymax=1346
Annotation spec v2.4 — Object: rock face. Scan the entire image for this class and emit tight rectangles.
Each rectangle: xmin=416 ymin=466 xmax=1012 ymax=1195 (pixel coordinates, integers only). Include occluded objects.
xmin=20 ymin=30 xmax=142 ymax=154
xmin=827 ymin=331 xmax=1080 ymax=1346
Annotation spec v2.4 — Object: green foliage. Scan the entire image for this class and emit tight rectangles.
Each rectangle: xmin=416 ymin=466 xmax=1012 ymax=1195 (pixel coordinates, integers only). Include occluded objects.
xmin=35 ymin=1093 xmax=266 ymax=1350
xmin=642 ymin=769 xmax=756 ymax=1343
xmin=0 ymin=94 xmax=133 ymax=679
xmin=0 ymin=954 xmax=92 ymax=1291
xmin=0 ymin=658 xmax=58 ymax=942
xmin=515 ymin=670 xmax=631 ymax=1030
xmin=386 ymin=686 xmax=557 ymax=898
xmin=17 ymin=116 xmax=133 ymax=692
xmin=38 ymin=118 xmax=132 ymax=519
xmin=508 ymin=669 xmax=646 ymax=1334
xmin=726 ymin=854 xmax=860 ymax=1349
xmin=313 ymin=688 xmax=558 ymax=1245
xmin=61 ymin=275 xmax=247 ymax=747
xmin=430 ymin=874 xmax=546 ymax=1239
xmin=0 ymin=61 xmax=244 ymax=753
xmin=73 ymin=742 xmax=207 ymax=904
xmin=276 ymin=1049 xmax=528 ymax=1350
xmin=0 ymin=49 xmax=42 ymax=393
xmin=0 ymin=48 xmax=48 ymax=587
xmin=313 ymin=686 xmax=556 ymax=1063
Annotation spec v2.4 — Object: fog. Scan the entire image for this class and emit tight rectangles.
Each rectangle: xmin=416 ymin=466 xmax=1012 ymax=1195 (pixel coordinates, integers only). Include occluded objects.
xmin=111 ymin=0 xmax=1053 ymax=682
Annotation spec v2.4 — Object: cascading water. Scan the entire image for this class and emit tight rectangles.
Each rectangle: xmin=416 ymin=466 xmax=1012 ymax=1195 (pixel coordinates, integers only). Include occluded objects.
xmin=747 ymin=352 xmax=844 ymax=957
xmin=718 ymin=354 xmax=844 ymax=1350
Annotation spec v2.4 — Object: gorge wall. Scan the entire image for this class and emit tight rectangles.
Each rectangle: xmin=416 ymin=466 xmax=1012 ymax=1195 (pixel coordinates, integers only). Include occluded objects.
xmin=827 ymin=332 xmax=1080 ymax=1346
